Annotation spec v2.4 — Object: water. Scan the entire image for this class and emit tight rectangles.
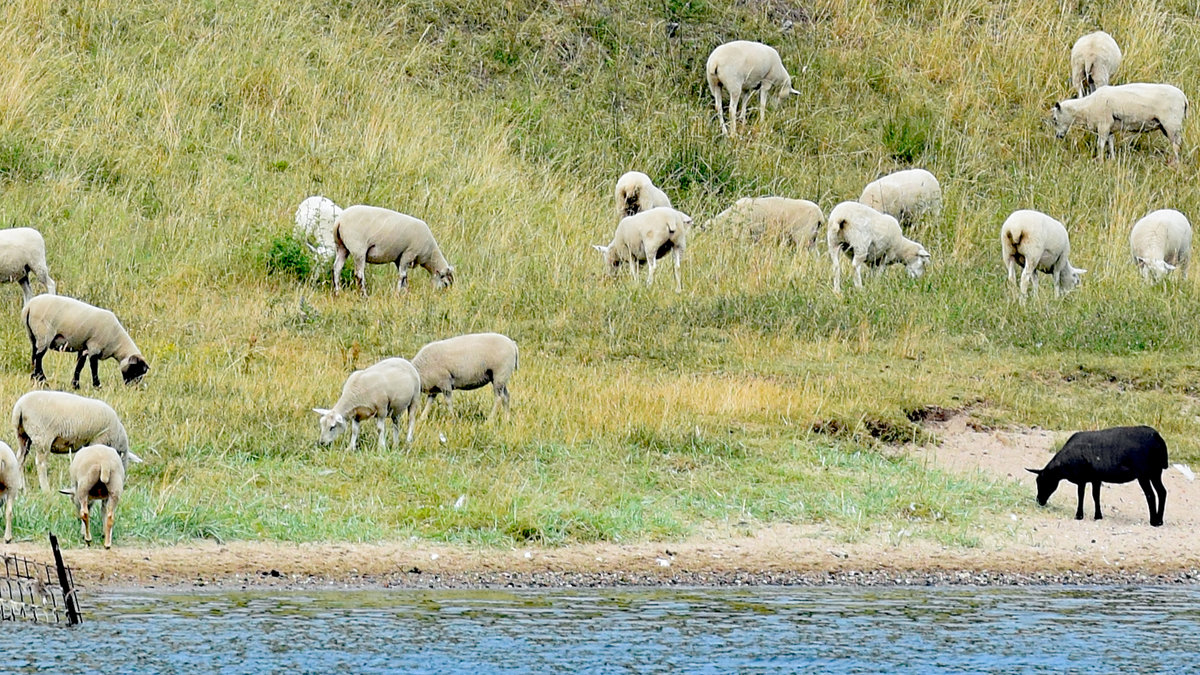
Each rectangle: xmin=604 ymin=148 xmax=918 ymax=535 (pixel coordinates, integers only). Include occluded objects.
xmin=3 ymin=585 xmax=1197 ymax=673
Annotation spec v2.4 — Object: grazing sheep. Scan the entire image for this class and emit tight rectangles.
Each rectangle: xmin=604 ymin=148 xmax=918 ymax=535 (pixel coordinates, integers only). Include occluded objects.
xmin=858 ymin=169 xmax=942 ymax=229
xmin=1071 ymin=31 xmax=1121 ymax=98
xmin=0 ymin=441 xmax=21 ymax=544
xmin=1130 ymin=209 xmax=1192 ymax=283
xmin=294 ymin=195 xmax=343 ymax=260
xmin=411 ymin=333 xmax=518 ymax=423
xmin=826 ymin=201 xmax=930 ymax=293
xmin=706 ymin=40 xmax=800 ymax=136
xmin=614 ymin=172 xmax=672 ymax=222
xmin=22 ymin=295 xmax=149 ymax=389
xmin=1051 ymin=83 xmax=1188 ymax=163
xmin=312 ymin=357 xmax=422 ymax=451
xmin=0 ymin=227 xmax=56 ymax=305
xmin=332 ymin=205 xmax=454 ymax=295
xmin=708 ymin=197 xmax=825 ymax=247
xmin=58 ymin=444 xmax=124 ymax=548
xmin=1028 ymin=425 xmax=1168 ymax=526
xmin=1000 ymin=209 xmax=1086 ymax=300
xmin=593 ymin=207 xmax=693 ymax=293
xmin=12 ymin=390 xmax=141 ymax=493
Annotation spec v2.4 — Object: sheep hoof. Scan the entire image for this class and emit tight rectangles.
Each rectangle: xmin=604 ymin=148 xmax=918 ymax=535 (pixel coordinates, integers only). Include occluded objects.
xmin=1151 ymin=519 xmax=1164 ymax=527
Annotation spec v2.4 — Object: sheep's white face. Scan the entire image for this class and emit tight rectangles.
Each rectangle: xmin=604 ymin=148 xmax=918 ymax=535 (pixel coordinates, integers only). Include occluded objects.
xmin=1063 ymin=265 xmax=1087 ymax=292
xmin=1137 ymin=257 xmax=1176 ymax=283
xmin=906 ymin=250 xmax=931 ymax=278
xmin=433 ymin=266 xmax=454 ymax=289
xmin=1050 ymin=103 xmax=1071 ymax=138
xmin=592 ymin=245 xmax=620 ymax=274
xmin=313 ymin=408 xmax=346 ymax=445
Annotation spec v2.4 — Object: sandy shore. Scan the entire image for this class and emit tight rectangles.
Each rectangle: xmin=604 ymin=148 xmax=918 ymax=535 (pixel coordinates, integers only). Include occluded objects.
xmin=6 ymin=415 xmax=1198 ymax=591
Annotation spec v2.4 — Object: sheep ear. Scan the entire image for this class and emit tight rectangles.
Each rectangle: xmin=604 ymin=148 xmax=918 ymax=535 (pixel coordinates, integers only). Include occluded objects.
xmin=1074 ymin=268 xmax=1087 ymax=275
xmin=1164 ymin=262 xmax=1177 ymax=271
xmin=126 ymin=450 xmax=144 ymax=464
xmin=58 ymin=488 xmax=73 ymax=496
xmin=790 ymin=88 xmax=800 ymax=96
xmin=1053 ymin=102 xmax=1061 ymax=112
xmin=592 ymin=245 xmax=609 ymax=255
xmin=313 ymin=407 xmax=331 ymax=416
xmin=1026 ymin=468 xmax=1043 ymax=475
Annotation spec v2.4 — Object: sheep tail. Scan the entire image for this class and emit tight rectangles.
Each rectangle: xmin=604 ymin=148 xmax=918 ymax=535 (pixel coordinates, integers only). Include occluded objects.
xmin=100 ymin=464 xmax=112 ymax=485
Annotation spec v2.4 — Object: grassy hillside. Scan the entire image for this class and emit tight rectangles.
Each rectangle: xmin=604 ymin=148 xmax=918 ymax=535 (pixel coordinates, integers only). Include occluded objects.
xmin=1 ymin=0 xmax=1199 ymax=546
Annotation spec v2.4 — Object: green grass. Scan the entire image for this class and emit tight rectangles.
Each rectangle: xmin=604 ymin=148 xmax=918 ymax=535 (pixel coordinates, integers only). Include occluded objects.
xmin=0 ymin=0 xmax=1197 ymax=548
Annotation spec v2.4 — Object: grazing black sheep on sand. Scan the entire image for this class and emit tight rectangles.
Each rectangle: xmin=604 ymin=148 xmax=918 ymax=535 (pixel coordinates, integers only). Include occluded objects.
xmin=1027 ymin=425 xmax=1168 ymax=526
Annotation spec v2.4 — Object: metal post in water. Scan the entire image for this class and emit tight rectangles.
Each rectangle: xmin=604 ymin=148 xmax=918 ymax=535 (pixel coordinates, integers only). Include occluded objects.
xmin=49 ymin=533 xmax=81 ymax=626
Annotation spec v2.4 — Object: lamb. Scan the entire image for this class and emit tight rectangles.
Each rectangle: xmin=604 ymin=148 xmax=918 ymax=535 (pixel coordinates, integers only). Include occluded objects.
xmin=411 ymin=333 xmax=518 ymax=423
xmin=312 ymin=357 xmax=422 ymax=451
xmin=0 ymin=441 xmax=21 ymax=543
xmin=1051 ymin=83 xmax=1188 ymax=163
xmin=708 ymin=197 xmax=825 ymax=247
xmin=858 ymin=169 xmax=942 ymax=229
xmin=332 ymin=205 xmax=454 ymax=295
xmin=294 ymin=195 xmax=343 ymax=260
xmin=1129 ymin=209 xmax=1192 ymax=283
xmin=826 ymin=201 xmax=930 ymax=293
xmin=614 ymin=171 xmax=672 ymax=222
xmin=1000 ymin=209 xmax=1086 ymax=300
xmin=22 ymin=294 xmax=149 ymax=389
xmin=1027 ymin=425 xmax=1168 ymax=526
xmin=0 ymin=227 xmax=56 ymax=305
xmin=58 ymin=444 xmax=125 ymax=548
xmin=706 ymin=40 xmax=800 ymax=136
xmin=593 ymin=207 xmax=693 ymax=293
xmin=1070 ymin=31 xmax=1121 ymax=98
xmin=12 ymin=390 xmax=141 ymax=493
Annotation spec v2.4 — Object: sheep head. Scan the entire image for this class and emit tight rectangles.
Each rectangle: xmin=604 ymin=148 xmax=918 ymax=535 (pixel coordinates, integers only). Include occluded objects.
xmin=1136 ymin=257 xmax=1176 ymax=283
xmin=1026 ymin=467 xmax=1059 ymax=506
xmin=120 ymin=355 xmax=150 ymax=385
xmin=592 ymin=244 xmax=620 ymax=273
xmin=313 ymin=408 xmax=347 ymax=445
xmin=433 ymin=265 xmax=454 ymax=289
xmin=905 ymin=245 xmax=931 ymax=278
xmin=1049 ymin=102 xmax=1074 ymax=139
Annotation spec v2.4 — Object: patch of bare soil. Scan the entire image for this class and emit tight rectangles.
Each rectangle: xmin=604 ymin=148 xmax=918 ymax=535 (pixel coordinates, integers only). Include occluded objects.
xmin=3 ymin=414 xmax=1197 ymax=591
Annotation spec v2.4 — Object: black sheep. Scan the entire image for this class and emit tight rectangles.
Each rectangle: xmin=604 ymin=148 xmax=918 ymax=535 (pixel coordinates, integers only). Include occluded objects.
xmin=1026 ymin=425 xmax=1168 ymax=526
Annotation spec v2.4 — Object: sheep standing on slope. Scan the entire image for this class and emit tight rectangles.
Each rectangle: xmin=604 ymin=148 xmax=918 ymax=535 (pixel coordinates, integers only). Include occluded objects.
xmin=858 ymin=169 xmax=942 ymax=229
xmin=1130 ymin=209 xmax=1192 ymax=283
xmin=412 ymin=333 xmax=518 ymax=423
xmin=1071 ymin=31 xmax=1121 ymax=98
xmin=23 ymin=294 xmax=149 ymax=389
xmin=706 ymin=40 xmax=800 ymax=136
xmin=1028 ymin=425 xmax=1168 ymax=526
xmin=59 ymin=444 xmax=125 ymax=548
xmin=826 ymin=201 xmax=930 ymax=293
xmin=294 ymin=195 xmax=343 ymax=260
xmin=1000 ymin=209 xmax=1086 ymax=300
xmin=332 ymin=205 xmax=454 ymax=296
xmin=614 ymin=172 xmax=672 ymax=222
xmin=0 ymin=227 xmax=56 ymax=305
xmin=593 ymin=207 xmax=693 ymax=293
xmin=0 ymin=441 xmax=21 ymax=543
xmin=708 ymin=197 xmax=825 ymax=247
xmin=313 ymin=357 xmax=422 ymax=451
xmin=1051 ymin=83 xmax=1188 ymax=163
xmin=12 ymin=390 xmax=141 ymax=493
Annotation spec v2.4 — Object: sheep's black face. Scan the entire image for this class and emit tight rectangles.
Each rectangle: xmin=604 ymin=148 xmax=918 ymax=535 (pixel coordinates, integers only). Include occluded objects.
xmin=1034 ymin=473 xmax=1059 ymax=506
xmin=121 ymin=356 xmax=150 ymax=385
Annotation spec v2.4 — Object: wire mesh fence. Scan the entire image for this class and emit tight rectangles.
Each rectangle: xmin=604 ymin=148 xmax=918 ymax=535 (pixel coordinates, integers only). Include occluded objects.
xmin=0 ymin=534 xmax=82 ymax=626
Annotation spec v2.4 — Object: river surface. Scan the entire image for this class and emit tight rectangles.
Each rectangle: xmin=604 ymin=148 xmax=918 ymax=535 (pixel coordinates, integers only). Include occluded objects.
xmin=3 ymin=585 xmax=1196 ymax=673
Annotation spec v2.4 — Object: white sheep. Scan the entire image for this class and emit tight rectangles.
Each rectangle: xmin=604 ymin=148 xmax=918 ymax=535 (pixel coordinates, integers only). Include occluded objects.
xmin=332 ymin=205 xmax=454 ymax=295
xmin=708 ymin=196 xmax=825 ymax=247
xmin=826 ymin=201 xmax=930 ymax=293
xmin=313 ymin=357 xmax=422 ymax=451
xmin=411 ymin=333 xmax=518 ymax=423
xmin=294 ymin=195 xmax=343 ymax=260
xmin=0 ymin=441 xmax=21 ymax=544
xmin=706 ymin=40 xmax=800 ymax=136
xmin=858 ymin=169 xmax=942 ymax=229
xmin=1051 ymin=83 xmax=1189 ymax=163
xmin=1130 ymin=209 xmax=1192 ymax=283
xmin=593 ymin=207 xmax=693 ymax=293
xmin=1000 ymin=209 xmax=1086 ymax=300
xmin=614 ymin=171 xmax=672 ymax=222
xmin=58 ymin=444 xmax=124 ymax=549
xmin=1071 ymin=31 xmax=1121 ymax=98
xmin=12 ymin=390 xmax=141 ymax=493
xmin=22 ymin=294 xmax=149 ymax=389
xmin=0 ymin=227 xmax=56 ymax=305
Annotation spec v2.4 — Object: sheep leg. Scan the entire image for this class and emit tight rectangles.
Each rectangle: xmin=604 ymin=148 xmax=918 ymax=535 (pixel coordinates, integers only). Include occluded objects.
xmin=1019 ymin=261 xmax=1036 ymax=302
xmin=347 ymin=419 xmax=360 ymax=450
xmin=89 ymin=354 xmax=101 ymax=388
xmin=727 ymin=85 xmax=742 ymax=137
xmin=1137 ymin=477 xmax=1159 ymax=526
xmin=405 ymin=399 xmax=419 ymax=444
xmin=738 ymin=90 xmax=753 ymax=124
xmin=103 ymin=496 xmax=116 ymax=549
xmin=1074 ymin=482 xmax=1086 ymax=520
xmin=1091 ymin=481 xmax=1103 ymax=520
xmin=354 ymin=256 xmax=368 ymax=297
xmin=35 ymin=450 xmax=50 ymax=493
xmin=71 ymin=351 xmax=88 ymax=389
xmin=851 ymin=256 xmax=866 ymax=289
xmin=673 ymin=248 xmax=682 ymax=294
xmin=442 ymin=391 xmax=455 ymax=416
xmin=419 ymin=394 xmax=437 ymax=423
xmin=645 ymin=255 xmax=656 ymax=287
xmin=375 ymin=417 xmax=387 ymax=452
xmin=830 ymin=248 xmax=843 ymax=294
xmin=1150 ymin=474 xmax=1167 ymax=526
xmin=758 ymin=87 xmax=769 ymax=124
xmin=710 ymin=84 xmax=728 ymax=135
xmin=31 ymin=346 xmax=47 ymax=382
xmin=81 ymin=501 xmax=91 ymax=545
xmin=3 ymin=494 xmax=12 ymax=544
xmin=627 ymin=255 xmax=639 ymax=282
xmin=332 ymin=247 xmax=348 ymax=293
